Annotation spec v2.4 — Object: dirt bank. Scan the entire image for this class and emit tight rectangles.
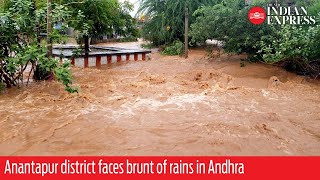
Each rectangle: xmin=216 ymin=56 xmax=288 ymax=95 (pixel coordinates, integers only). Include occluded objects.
xmin=0 ymin=48 xmax=319 ymax=156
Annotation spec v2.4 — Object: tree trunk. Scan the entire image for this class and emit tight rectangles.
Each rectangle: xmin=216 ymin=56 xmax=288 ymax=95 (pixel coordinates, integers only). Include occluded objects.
xmin=84 ymin=35 xmax=89 ymax=57
xmin=184 ymin=7 xmax=189 ymax=59
xmin=47 ymin=0 xmax=52 ymax=57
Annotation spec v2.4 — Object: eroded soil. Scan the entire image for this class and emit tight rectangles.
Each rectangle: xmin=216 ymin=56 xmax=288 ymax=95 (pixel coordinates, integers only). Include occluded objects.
xmin=0 ymin=48 xmax=319 ymax=156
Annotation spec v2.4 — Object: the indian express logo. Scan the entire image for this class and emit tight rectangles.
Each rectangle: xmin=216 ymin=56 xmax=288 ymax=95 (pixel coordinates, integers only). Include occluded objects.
xmin=248 ymin=4 xmax=317 ymax=25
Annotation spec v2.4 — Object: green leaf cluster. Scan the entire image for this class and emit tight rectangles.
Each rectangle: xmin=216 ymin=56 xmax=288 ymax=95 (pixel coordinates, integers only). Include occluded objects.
xmin=138 ymin=0 xmax=223 ymax=46
xmin=162 ymin=40 xmax=184 ymax=55
xmin=189 ymin=0 xmax=320 ymax=76
xmin=0 ymin=0 xmax=78 ymax=92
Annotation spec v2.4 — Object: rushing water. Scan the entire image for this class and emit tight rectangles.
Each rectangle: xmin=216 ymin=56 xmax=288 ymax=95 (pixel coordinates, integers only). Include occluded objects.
xmin=0 ymin=49 xmax=319 ymax=155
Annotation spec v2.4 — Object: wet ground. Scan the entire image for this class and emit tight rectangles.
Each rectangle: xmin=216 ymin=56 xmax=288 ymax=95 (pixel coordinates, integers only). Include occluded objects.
xmin=0 ymin=45 xmax=319 ymax=156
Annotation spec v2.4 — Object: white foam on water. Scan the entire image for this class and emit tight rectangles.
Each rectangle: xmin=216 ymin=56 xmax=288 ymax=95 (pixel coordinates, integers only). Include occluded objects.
xmin=108 ymin=94 xmax=220 ymax=119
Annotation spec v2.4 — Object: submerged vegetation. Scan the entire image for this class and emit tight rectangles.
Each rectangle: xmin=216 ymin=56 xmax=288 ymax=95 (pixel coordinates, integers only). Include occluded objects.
xmin=0 ymin=0 xmax=139 ymax=92
xmin=162 ymin=41 xmax=184 ymax=56
xmin=140 ymin=0 xmax=320 ymax=77
xmin=189 ymin=0 xmax=320 ymax=77
xmin=0 ymin=0 xmax=79 ymax=92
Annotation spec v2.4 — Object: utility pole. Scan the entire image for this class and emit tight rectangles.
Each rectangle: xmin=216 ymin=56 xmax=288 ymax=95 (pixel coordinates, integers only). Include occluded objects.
xmin=184 ymin=7 xmax=189 ymax=58
xmin=47 ymin=0 xmax=52 ymax=57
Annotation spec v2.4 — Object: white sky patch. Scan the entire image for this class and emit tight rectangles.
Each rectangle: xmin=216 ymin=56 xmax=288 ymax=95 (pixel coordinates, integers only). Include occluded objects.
xmin=119 ymin=0 xmax=140 ymax=17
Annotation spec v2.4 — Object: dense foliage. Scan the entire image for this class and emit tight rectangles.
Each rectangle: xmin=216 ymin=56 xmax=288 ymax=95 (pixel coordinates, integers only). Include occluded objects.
xmin=57 ymin=0 xmax=139 ymax=43
xmin=258 ymin=25 xmax=320 ymax=76
xmin=190 ymin=0 xmax=277 ymax=54
xmin=190 ymin=0 xmax=320 ymax=76
xmin=0 ymin=0 xmax=78 ymax=92
xmin=138 ymin=0 xmax=222 ymax=46
xmin=0 ymin=0 xmax=139 ymax=92
xmin=162 ymin=40 xmax=184 ymax=55
xmin=115 ymin=1 xmax=140 ymax=39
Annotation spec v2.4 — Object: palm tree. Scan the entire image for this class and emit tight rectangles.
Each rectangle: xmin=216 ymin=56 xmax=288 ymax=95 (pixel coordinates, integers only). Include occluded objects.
xmin=138 ymin=0 xmax=222 ymax=45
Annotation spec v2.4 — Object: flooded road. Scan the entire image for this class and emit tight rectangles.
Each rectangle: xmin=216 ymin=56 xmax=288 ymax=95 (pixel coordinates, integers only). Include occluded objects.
xmin=0 ymin=48 xmax=319 ymax=155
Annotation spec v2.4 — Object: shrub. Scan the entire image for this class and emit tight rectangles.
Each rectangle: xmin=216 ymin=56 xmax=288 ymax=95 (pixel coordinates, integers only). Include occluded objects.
xmin=141 ymin=43 xmax=156 ymax=49
xmin=0 ymin=0 xmax=78 ymax=92
xmin=162 ymin=41 xmax=184 ymax=56
xmin=190 ymin=0 xmax=320 ymax=77
xmin=54 ymin=61 xmax=79 ymax=93
xmin=258 ymin=25 xmax=320 ymax=76
xmin=190 ymin=0 xmax=276 ymax=54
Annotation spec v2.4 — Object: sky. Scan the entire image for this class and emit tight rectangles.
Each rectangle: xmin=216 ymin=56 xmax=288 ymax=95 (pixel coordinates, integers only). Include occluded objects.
xmin=119 ymin=0 xmax=140 ymax=17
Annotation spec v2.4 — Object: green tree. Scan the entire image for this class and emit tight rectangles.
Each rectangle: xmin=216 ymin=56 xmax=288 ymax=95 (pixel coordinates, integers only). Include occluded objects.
xmin=138 ymin=0 xmax=222 ymax=46
xmin=190 ymin=0 xmax=320 ymax=76
xmin=115 ymin=1 xmax=139 ymax=38
xmin=190 ymin=0 xmax=275 ymax=54
xmin=0 ymin=0 xmax=78 ymax=92
xmin=58 ymin=0 xmax=138 ymax=44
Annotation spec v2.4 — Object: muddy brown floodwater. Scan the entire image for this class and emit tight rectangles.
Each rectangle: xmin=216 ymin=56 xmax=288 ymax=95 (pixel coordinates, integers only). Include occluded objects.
xmin=0 ymin=47 xmax=320 ymax=156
